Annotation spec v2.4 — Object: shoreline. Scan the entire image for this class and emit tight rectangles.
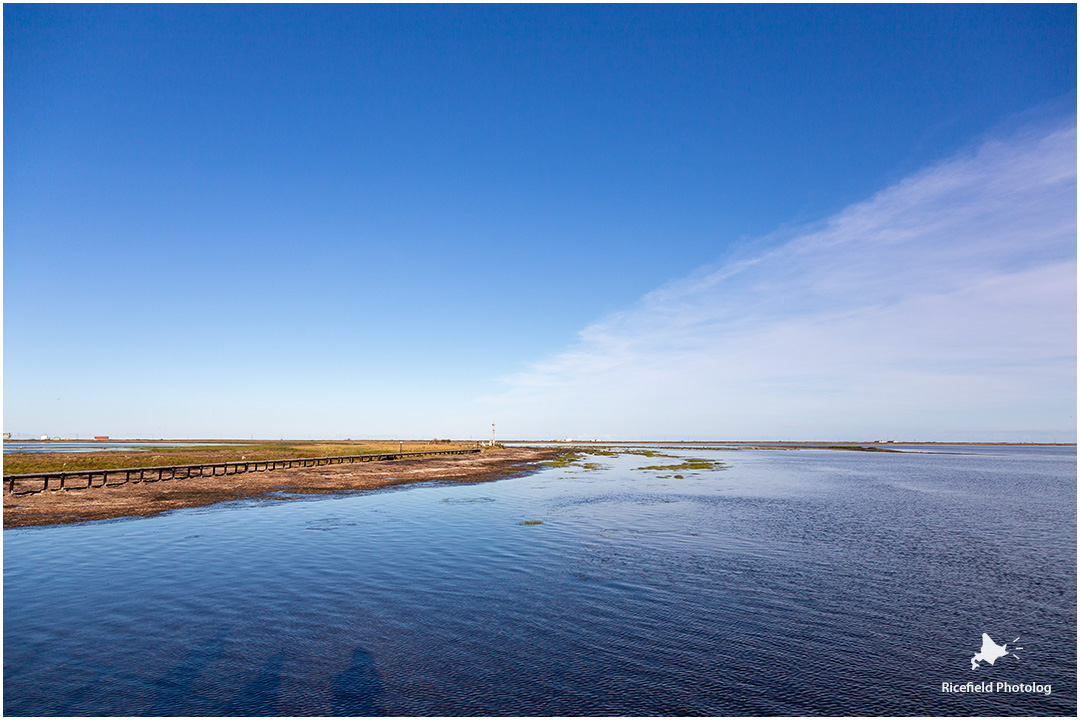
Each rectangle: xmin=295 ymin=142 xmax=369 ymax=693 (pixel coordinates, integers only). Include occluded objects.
xmin=3 ymin=447 xmax=561 ymax=529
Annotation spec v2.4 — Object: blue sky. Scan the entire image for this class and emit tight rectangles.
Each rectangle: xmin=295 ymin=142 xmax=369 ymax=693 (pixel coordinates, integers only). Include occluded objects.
xmin=4 ymin=4 xmax=1076 ymax=441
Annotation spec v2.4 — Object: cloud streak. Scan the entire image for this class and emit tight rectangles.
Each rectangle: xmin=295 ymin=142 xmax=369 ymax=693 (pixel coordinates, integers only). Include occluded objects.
xmin=488 ymin=121 xmax=1077 ymax=440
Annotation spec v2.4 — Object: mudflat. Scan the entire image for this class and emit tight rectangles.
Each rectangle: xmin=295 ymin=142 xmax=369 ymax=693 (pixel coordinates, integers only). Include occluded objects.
xmin=3 ymin=447 xmax=560 ymax=528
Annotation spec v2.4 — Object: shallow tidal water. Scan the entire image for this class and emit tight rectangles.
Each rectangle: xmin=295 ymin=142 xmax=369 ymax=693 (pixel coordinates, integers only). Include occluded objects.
xmin=4 ymin=445 xmax=1075 ymax=716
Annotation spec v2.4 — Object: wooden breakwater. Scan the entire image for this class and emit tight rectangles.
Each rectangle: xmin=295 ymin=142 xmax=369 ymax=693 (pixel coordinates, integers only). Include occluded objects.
xmin=4 ymin=448 xmax=482 ymax=496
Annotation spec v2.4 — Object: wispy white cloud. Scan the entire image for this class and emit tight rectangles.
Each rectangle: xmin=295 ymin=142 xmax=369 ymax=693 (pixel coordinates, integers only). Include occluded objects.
xmin=487 ymin=121 xmax=1077 ymax=440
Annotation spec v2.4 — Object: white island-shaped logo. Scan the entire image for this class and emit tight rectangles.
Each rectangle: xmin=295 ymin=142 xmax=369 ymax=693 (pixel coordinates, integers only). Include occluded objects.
xmin=971 ymin=633 xmax=1021 ymax=670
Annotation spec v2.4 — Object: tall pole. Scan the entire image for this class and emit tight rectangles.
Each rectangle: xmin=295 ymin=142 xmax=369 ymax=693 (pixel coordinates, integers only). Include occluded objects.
xmin=491 ymin=423 xmax=495 ymax=447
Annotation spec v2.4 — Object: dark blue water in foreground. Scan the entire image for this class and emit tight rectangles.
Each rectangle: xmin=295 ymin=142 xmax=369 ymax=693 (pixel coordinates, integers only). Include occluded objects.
xmin=4 ymin=446 xmax=1075 ymax=716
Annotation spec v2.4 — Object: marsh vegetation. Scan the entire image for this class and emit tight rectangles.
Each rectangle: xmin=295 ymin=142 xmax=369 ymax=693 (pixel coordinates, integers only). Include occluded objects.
xmin=3 ymin=440 xmax=480 ymax=475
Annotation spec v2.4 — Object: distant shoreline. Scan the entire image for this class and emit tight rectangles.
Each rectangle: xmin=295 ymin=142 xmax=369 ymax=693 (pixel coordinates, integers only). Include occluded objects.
xmin=6 ymin=438 xmax=1074 ymax=446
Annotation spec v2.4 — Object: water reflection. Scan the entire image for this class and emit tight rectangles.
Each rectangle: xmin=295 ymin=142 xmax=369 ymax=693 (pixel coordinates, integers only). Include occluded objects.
xmin=223 ymin=651 xmax=286 ymax=716
xmin=146 ymin=629 xmax=232 ymax=716
xmin=330 ymin=647 xmax=384 ymax=716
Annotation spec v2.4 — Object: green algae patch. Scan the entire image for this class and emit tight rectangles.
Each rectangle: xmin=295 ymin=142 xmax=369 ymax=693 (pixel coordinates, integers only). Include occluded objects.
xmin=541 ymin=451 xmax=587 ymax=468
xmin=636 ymin=458 xmax=727 ymax=473
xmin=518 ymin=520 xmax=544 ymax=525
xmin=587 ymin=448 xmax=680 ymax=459
xmin=540 ymin=446 xmax=728 ymax=475
xmin=540 ymin=451 xmax=611 ymax=472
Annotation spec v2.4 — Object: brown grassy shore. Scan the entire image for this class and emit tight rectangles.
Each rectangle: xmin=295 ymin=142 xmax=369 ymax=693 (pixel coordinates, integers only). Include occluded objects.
xmin=3 ymin=444 xmax=561 ymax=528
xmin=3 ymin=439 xmax=480 ymax=475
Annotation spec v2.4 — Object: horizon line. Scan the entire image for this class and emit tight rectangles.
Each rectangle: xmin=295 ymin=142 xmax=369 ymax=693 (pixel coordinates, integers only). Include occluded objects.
xmin=4 ymin=437 xmax=1075 ymax=447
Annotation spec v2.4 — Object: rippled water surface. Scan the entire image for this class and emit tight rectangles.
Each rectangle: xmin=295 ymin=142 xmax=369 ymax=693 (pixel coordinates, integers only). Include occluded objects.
xmin=4 ymin=446 xmax=1075 ymax=716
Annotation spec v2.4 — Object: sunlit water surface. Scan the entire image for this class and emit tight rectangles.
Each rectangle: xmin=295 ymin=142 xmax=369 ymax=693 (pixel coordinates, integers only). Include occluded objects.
xmin=4 ymin=446 xmax=1075 ymax=716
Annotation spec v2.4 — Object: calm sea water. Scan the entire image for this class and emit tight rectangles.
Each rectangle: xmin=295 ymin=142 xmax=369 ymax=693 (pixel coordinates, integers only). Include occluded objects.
xmin=4 ymin=446 xmax=1075 ymax=716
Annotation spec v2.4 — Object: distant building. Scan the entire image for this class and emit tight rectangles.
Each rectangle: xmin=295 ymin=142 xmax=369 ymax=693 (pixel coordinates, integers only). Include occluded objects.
xmin=94 ymin=436 xmax=109 ymax=441
xmin=40 ymin=435 xmax=49 ymax=441
xmin=3 ymin=432 xmax=10 ymax=440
